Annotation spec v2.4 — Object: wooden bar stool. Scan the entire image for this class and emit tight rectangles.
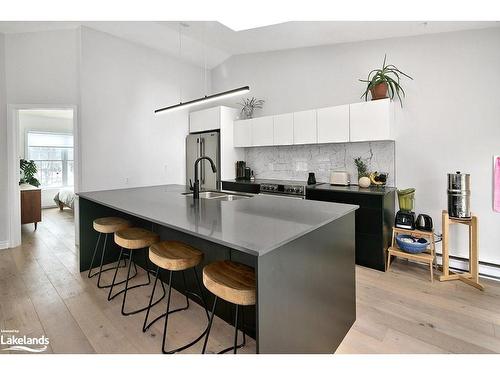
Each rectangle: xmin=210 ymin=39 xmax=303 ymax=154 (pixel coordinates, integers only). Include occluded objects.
xmin=201 ymin=260 xmax=256 ymax=354
xmin=107 ymin=227 xmax=165 ymax=316
xmin=142 ymin=241 xmax=210 ymax=354
xmin=88 ymin=217 xmax=132 ymax=288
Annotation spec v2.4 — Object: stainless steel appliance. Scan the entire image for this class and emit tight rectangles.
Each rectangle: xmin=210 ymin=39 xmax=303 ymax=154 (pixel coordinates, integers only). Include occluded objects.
xmin=186 ymin=131 xmax=220 ymax=191
xmin=415 ymin=214 xmax=433 ymax=232
xmin=260 ymin=181 xmax=306 ymax=199
xmin=330 ymin=171 xmax=350 ymax=186
xmin=447 ymin=171 xmax=471 ymax=218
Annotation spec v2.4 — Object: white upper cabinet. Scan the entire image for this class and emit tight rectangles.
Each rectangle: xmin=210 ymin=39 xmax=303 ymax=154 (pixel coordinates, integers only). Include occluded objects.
xmin=251 ymin=116 xmax=274 ymax=146
xmin=293 ymin=110 xmax=317 ymax=145
xmin=317 ymin=105 xmax=350 ymax=144
xmin=349 ymin=99 xmax=394 ymax=142
xmin=189 ymin=107 xmax=220 ymax=133
xmin=233 ymin=119 xmax=252 ymax=147
xmin=273 ymin=113 xmax=294 ymax=145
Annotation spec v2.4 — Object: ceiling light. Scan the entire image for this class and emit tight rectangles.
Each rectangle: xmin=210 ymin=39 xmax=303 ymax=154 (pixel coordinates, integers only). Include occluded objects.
xmin=155 ymin=22 xmax=250 ymax=114
xmin=155 ymin=86 xmax=250 ymax=114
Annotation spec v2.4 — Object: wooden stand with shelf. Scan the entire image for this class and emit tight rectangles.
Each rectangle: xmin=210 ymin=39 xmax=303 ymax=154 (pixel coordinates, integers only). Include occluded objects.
xmin=439 ymin=210 xmax=483 ymax=291
xmin=387 ymin=227 xmax=436 ymax=282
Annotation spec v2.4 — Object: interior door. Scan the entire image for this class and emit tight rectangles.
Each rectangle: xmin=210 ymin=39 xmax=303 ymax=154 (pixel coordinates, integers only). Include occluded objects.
xmin=200 ymin=132 xmax=220 ymax=190
xmin=186 ymin=134 xmax=200 ymax=188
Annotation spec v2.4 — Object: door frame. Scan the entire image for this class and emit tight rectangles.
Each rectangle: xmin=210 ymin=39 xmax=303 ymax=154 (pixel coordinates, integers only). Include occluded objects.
xmin=6 ymin=104 xmax=80 ymax=248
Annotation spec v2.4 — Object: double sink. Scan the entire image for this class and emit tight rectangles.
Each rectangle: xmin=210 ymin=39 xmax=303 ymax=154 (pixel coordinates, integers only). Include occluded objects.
xmin=182 ymin=190 xmax=253 ymax=201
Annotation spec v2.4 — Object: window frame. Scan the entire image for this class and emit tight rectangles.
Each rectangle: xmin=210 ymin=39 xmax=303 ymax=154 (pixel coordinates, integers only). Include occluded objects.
xmin=25 ymin=130 xmax=74 ymax=189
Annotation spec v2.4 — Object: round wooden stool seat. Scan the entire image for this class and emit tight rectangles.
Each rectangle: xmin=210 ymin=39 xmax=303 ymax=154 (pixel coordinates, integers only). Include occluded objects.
xmin=93 ymin=217 xmax=130 ymax=234
xmin=114 ymin=227 xmax=159 ymax=250
xmin=203 ymin=261 xmax=256 ymax=306
xmin=149 ymin=241 xmax=203 ymax=271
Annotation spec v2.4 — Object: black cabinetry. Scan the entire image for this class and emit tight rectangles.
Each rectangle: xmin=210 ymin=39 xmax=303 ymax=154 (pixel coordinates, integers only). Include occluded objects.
xmin=306 ymin=184 xmax=395 ymax=271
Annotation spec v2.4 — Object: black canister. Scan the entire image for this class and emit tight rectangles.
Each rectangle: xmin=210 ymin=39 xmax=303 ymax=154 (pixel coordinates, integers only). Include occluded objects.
xmin=307 ymin=172 xmax=316 ymax=185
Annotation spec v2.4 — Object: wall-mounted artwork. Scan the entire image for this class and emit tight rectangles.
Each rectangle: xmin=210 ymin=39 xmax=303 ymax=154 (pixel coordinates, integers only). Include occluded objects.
xmin=494 ymin=155 xmax=500 ymax=212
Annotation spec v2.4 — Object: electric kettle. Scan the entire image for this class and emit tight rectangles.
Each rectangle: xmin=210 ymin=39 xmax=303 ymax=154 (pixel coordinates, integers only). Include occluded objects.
xmin=415 ymin=214 xmax=433 ymax=232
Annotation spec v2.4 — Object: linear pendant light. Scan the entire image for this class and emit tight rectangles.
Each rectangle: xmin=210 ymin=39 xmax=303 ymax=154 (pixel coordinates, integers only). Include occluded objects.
xmin=155 ymin=22 xmax=249 ymax=114
xmin=155 ymin=86 xmax=250 ymax=114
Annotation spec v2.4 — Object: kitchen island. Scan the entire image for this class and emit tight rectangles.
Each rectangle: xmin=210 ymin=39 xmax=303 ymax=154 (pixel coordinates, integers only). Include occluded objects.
xmin=78 ymin=184 xmax=357 ymax=353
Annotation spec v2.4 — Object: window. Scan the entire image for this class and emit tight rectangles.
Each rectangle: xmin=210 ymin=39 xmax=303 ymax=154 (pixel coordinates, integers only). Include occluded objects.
xmin=26 ymin=132 xmax=74 ymax=188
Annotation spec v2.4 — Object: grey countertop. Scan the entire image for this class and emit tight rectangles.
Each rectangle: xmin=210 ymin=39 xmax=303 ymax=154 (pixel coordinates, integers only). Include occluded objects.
xmin=78 ymin=184 xmax=358 ymax=257
xmin=307 ymin=183 xmax=396 ymax=195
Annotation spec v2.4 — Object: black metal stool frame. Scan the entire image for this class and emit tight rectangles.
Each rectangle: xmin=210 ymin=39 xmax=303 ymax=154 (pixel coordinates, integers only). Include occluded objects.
xmin=87 ymin=232 xmax=135 ymax=288
xmin=107 ymin=247 xmax=166 ymax=316
xmin=202 ymin=296 xmax=247 ymax=354
xmin=143 ymin=265 xmax=210 ymax=354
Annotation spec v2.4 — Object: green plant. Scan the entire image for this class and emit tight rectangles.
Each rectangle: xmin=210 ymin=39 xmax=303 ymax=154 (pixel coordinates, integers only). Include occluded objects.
xmin=354 ymin=157 xmax=369 ymax=178
xmin=20 ymin=159 xmax=41 ymax=187
xmin=237 ymin=97 xmax=265 ymax=119
xmin=359 ymin=54 xmax=413 ymax=107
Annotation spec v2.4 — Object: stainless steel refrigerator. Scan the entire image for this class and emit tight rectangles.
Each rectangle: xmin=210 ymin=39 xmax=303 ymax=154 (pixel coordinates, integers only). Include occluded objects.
xmin=186 ymin=131 xmax=220 ymax=191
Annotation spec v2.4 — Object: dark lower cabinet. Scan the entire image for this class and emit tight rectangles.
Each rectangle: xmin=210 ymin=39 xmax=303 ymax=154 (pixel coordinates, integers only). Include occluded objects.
xmin=306 ymin=185 xmax=395 ymax=271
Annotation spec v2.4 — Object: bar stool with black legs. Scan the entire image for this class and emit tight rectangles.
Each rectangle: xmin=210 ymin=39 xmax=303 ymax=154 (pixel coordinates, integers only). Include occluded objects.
xmin=201 ymin=260 xmax=256 ymax=354
xmin=88 ymin=217 xmax=133 ymax=288
xmin=107 ymin=227 xmax=166 ymax=316
xmin=142 ymin=241 xmax=210 ymax=354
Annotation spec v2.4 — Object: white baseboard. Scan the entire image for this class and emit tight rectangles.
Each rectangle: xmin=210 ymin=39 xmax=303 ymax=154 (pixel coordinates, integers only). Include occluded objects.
xmin=0 ymin=241 xmax=9 ymax=250
xmin=434 ymin=253 xmax=500 ymax=280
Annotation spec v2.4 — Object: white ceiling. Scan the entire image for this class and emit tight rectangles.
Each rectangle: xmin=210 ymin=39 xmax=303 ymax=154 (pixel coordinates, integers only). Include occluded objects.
xmin=0 ymin=21 xmax=498 ymax=68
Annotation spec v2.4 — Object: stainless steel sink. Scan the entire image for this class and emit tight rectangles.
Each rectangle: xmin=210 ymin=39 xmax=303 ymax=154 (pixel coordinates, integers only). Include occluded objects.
xmin=182 ymin=191 xmax=252 ymax=200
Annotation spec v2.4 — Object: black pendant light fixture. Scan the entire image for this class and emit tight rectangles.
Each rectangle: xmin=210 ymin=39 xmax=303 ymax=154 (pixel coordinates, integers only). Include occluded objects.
xmin=155 ymin=22 xmax=249 ymax=114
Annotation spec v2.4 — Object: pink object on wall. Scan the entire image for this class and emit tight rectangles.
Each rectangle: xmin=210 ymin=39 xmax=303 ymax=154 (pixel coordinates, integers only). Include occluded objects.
xmin=494 ymin=156 xmax=500 ymax=212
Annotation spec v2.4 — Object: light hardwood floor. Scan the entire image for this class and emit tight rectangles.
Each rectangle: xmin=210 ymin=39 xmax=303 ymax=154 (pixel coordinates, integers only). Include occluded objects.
xmin=1 ymin=208 xmax=500 ymax=354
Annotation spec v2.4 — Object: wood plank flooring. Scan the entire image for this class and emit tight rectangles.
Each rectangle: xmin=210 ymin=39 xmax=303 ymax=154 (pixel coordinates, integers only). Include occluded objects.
xmin=1 ymin=208 xmax=500 ymax=354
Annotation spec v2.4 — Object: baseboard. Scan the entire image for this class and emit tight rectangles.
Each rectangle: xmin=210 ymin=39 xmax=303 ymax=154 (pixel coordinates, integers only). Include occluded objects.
xmin=0 ymin=240 xmax=9 ymax=250
xmin=434 ymin=253 xmax=500 ymax=281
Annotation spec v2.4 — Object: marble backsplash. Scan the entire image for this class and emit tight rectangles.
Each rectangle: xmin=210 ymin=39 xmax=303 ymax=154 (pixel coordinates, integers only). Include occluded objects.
xmin=245 ymin=141 xmax=395 ymax=186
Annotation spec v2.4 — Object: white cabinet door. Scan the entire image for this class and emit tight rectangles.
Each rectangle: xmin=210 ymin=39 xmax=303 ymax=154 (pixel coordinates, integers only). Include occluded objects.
xmin=317 ymin=105 xmax=350 ymax=143
xmin=251 ymin=116 xmax=274 ymax=146
xmin=233 ymin=119 xmax=252 ymax=147
xmin=293 ymin=109 xmax=317 ymax=145
xmin=273 ymin=113 xmax=294 ymax=145
xmin=189 ymin=107 xmax=220 ymax=133
xmin=349 ymin=99 xmax=394 ymax=142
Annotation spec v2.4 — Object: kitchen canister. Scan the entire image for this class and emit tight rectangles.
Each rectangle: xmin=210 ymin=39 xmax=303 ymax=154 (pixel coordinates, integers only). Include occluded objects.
xmin=447 ymin=171 xmax=471 ymax=218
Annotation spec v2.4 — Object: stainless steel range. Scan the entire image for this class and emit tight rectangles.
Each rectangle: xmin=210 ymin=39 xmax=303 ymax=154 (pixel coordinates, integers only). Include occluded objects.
xmin=259 ymin=180 xmax=307 ymax=199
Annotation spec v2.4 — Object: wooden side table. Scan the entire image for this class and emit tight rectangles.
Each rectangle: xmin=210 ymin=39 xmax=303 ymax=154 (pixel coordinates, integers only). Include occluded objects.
xmin=439 ymin=210 xmax=484 ymax=291
xmin=20 ymin=184 xmax=42 ymax=230
xmin=387 ymin=227 xmax=436 ymax=282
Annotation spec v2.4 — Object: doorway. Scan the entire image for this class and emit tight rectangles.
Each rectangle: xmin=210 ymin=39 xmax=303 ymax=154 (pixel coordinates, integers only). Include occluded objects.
xmin=7 ymin=105 xmax=79 ymax=248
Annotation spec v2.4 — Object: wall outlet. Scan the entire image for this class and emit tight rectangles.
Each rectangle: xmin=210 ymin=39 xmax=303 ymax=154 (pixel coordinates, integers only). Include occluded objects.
xmin=125 ymin=177 xmax=129 ymax=185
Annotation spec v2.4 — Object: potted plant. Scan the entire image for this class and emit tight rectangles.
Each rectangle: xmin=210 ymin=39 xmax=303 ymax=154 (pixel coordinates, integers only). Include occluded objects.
xmin=359 ymin=55 xmax=413 ymax=106
xmin=237 ymin=97 xmax=265 ymax=119
xmin=354 ymin=157 xmax=371 ymax=188
xmin=19 ymin=159 xmax=41 ymax=187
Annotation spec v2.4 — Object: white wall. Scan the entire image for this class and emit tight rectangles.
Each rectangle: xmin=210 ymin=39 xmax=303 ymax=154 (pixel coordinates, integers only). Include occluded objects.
xmin=4 ymin=29 xmax=79 ymax=104
xmin=79 ymin=27 xmax=208 ymax=191
xmin=0 ymin=33 xmax=8 ymax=248
xmin=212 ymin=27 xmax=500 ymax=265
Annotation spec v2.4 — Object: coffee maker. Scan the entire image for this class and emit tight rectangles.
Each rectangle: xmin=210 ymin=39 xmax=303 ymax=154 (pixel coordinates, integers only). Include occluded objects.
xmin=235 ymin=161 xmax=246 ymax=180
xmin=395 ymin=188 xmax=416 ymax=230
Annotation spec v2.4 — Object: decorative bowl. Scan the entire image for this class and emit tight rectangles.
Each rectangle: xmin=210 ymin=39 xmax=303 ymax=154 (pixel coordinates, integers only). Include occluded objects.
xmin=395 ymin=234 xmax=429 ymax=254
